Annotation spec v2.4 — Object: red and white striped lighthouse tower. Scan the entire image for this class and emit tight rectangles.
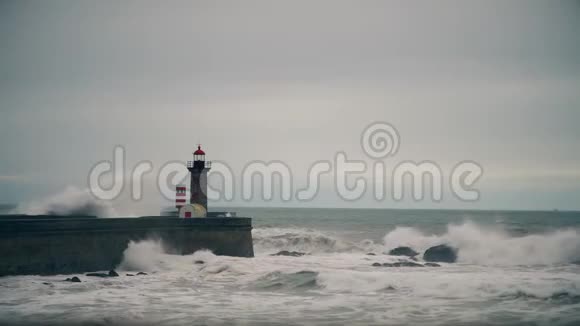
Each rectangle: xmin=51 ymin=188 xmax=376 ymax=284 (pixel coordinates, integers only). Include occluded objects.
xmin=175 ymin=185 xmax=187 ymax=211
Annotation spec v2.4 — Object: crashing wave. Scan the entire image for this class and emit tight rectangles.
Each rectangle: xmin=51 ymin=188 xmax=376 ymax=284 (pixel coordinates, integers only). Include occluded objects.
xmin=252 ymin=227 xmax=377 ymax=254
xmin=383 ymin=221 xmax=580 ymax=265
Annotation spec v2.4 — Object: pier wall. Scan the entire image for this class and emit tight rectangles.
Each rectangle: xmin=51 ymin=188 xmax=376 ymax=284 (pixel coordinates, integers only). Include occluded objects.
xmin=0 ymin=216 xmax=254 ymax=276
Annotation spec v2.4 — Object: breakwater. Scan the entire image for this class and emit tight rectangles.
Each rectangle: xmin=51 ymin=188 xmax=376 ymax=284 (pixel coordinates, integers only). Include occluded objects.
xmin=0 ymin=216 xmax=254 ymax=276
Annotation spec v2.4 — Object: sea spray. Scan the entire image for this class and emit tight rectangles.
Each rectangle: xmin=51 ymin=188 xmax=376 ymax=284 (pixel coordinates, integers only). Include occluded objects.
xmin=15 ymin=186 xmax=117 ymax=217
xmin=117 ymin=239 xmax=167 ymax=272
xmin=117 ymin=239 xmax=220 ymax=272
xmin=383 ymin=221 xmax=580 ymax=265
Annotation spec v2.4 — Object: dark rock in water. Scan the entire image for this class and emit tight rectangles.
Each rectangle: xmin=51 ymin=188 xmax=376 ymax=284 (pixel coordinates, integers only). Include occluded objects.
xmin=86 ymin=273 xmax=109 ymax=278
xmin=423 ymin=244 xmax=458 ymax=263
xmin=65 ymin=276 xmax=81 ymax=283
xmin=195 ymin=260 xmax=205 ymax=264
xmin=126 ymin=274 xmax=134 ymax=277
xmin=108 ymin=270 xmax=119 ymax=277
xmin=372 ymin=262 xmax=382 ymax=267
xmin=136 ymin=272 xmax=148 ymax=276
xmin=366 ymin=253 xmax=377 ymax=256
xmin=42 ymin=282 xmax=52 ymax=285
xmin=424 ymin=263 xmax=441 ymax=267
xmin=271 ymin=250 xmax=306 ymax=257
xmin=388 ymin=246 xmax=419 ymax=257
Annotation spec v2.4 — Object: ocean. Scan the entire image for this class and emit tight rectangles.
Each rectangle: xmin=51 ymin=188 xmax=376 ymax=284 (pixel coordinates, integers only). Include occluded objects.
xmin=1 ymin=207 xmax=580 ymax=325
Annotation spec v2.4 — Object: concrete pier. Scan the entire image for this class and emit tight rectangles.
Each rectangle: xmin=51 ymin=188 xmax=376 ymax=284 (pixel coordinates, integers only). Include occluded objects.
xmin=0 ymin=216 xmax=254 ymax=276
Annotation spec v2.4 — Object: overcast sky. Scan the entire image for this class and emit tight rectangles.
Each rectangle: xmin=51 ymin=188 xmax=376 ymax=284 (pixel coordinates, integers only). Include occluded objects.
xmin=1 ymin=1 xmax=579 ymax=212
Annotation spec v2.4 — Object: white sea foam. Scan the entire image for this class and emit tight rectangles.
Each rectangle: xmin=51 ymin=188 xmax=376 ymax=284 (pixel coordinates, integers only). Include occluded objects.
xmin=112 ymin=237 xmax=580 ymax=312
xmin=252 ymin=223 xmax=580 ymax=266
xmin=3 ymin=218 xmax=580 ymax=325
xmin=2 ymin=233 xmax=580 ymax=325
xmin=383 ymin=221 xmax=580 ymax=265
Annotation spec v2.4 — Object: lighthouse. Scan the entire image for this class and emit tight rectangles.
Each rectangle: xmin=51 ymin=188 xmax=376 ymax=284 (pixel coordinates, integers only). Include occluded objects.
xmin=175 ymin=185 xmax=187 ymax=210
xmin=185 ymin=145 xmax=211 ymax=217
